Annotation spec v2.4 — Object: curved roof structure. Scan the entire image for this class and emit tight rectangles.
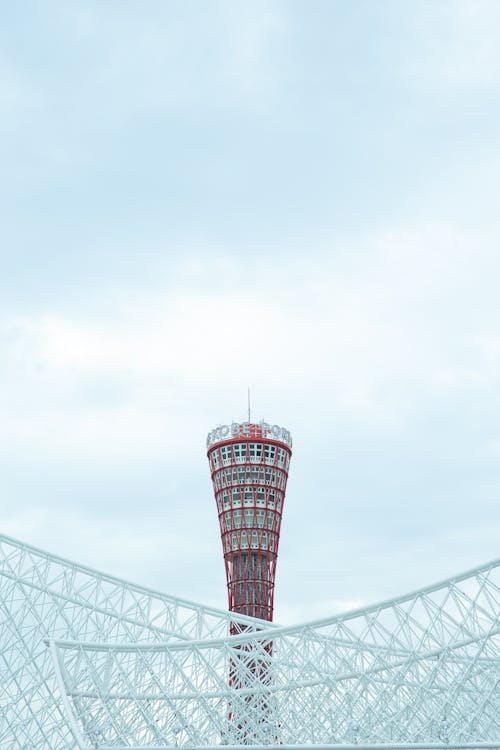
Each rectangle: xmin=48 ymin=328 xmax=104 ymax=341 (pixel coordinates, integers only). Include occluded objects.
xmin=0 ymin=533 xmax=498 ymax=749
xmin=0 ymin=534 xmax=262 ymax=749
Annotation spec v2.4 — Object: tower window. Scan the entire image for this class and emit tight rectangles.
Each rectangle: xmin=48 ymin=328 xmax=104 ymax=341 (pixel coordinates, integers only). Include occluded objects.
xmin=277 ymin=447 xmax=286 ymax=466
xmin=249 ymin=443 xmax=262 ymax=462
xmin=233 ymin=443 xmax=247 ymax=462
xmin=264 ymin=445 xmax=276 ymax=465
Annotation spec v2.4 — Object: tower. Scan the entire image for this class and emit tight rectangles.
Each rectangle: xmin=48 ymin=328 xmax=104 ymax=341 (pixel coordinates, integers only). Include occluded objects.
xmin=207 ymin=420 xmax=292 ymax=622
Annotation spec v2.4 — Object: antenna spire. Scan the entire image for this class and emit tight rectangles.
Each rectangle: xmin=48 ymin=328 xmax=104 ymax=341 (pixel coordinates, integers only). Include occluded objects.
xmin=247 ymin=387 xmax=251 ymax=423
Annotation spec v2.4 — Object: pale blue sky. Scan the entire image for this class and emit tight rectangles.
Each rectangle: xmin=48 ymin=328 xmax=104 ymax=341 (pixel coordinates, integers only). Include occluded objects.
xmin=1 ymin=1 xmax=499 ymax=621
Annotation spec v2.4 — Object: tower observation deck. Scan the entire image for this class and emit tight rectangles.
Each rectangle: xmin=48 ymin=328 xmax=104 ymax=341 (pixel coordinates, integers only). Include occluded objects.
xmin=207 ymin=420 xmax=292 ymax=622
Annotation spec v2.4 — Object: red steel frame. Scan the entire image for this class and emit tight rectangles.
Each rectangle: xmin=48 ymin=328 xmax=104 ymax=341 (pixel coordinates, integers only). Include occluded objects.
xmin=207 ymin=422 xmax=292 ymax=623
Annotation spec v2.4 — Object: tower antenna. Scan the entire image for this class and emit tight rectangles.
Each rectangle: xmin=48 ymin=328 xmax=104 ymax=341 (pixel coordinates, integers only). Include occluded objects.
xmin=247 ymin=387 xmax=251 ymax=423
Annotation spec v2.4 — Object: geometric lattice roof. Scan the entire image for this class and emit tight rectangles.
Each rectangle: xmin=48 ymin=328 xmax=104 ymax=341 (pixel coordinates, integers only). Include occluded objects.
xmin=1 ymin=533 xmax=499 ymax=749
xmin=0 ymin=534 xmax=259 ymax=749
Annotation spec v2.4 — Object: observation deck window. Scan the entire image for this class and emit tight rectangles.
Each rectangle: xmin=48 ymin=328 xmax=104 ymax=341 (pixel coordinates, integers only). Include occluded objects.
xmin=277 ymin=447 xmax=286 ymax=467
xmin=264 ymin=445 xmax=276 ymax=464
xmin=249 ymin=467 xmax=260 ymax=483
xmin=249 ymin=443 xmax=262 ymax=462
xmin=211 ymin=451 xmax=220 ymax=468
xmin=233 ymin=443 xmax=247 ymax=462
xmin=256 ymin=509 xmax=265 ymax=527
xmin=221 ymin=446 xmax=231 ymax=465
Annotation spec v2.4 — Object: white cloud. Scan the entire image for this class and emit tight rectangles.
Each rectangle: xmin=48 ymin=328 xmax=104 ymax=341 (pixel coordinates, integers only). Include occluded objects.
xmin=222 ymin=1 xmax=291 ymax=99
xmin=0 ymin=67 xmax=39 ymax=132
xmin=408 ymin=0 xmax=500 ymax=90
xmin=50 ymin=1 xmax=291 ymax=121
xmin=2 ymin=219 xmax=499 ymax=441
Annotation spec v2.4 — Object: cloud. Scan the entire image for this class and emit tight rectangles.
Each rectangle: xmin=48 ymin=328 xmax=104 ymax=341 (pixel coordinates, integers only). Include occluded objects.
xmin=406 ymin=0 xmax=500 ymax=91
xmin=50 ymin=1 xmax=291 ymax=119
xmin=0 ymin=66 xmax=39 ymax=133
xmin=2 ymin=218 xmax=499 ymax=447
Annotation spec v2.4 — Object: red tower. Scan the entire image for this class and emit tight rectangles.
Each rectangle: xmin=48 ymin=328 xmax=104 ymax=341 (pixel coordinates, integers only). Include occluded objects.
xmin=207 ymin=420 xmax=292 ymax=622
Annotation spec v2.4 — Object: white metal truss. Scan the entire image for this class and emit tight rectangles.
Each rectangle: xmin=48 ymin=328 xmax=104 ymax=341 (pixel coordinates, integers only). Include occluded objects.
xmin=0 ymin=532 xmax=499 ymax=750
xmin=0 ymin=534 xmax=261 ymax=749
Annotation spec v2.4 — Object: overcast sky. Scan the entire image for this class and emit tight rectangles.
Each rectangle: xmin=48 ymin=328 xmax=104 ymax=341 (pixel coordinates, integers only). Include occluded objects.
xmin=1 ymin=0 xmax=499 ymax=623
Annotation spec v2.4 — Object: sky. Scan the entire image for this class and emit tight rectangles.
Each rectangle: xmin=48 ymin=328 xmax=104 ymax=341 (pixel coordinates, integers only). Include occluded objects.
xmin=1 ymin=0 xmax=499 ymax=623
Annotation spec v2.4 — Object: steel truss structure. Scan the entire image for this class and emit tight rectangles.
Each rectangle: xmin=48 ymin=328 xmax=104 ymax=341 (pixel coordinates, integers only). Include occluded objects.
xmin=0 ymin=534 xmax=259 ymax=749
xmin=0 ymin=532 xmax=499 ymax=750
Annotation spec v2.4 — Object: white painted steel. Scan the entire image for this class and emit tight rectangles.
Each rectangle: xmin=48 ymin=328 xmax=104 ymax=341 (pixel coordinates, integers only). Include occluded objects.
xmin=1 ymin=533 xmax=498 ymax=749
xmin=0 ymin=534 xmax=262 ymax=749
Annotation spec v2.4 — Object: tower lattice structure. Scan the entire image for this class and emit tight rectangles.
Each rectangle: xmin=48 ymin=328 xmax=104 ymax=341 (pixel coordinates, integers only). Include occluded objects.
xmin=207 ymin=421 xmax=292 ymax=623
